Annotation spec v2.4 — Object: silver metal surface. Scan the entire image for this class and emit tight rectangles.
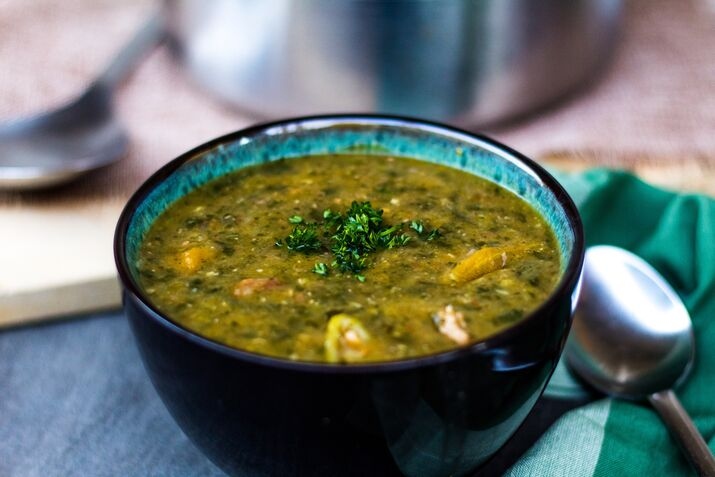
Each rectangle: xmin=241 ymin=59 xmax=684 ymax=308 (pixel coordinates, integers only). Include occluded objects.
xmin=567 ymin=246 xmax=715 ymax=476
xmin=567 ymin=246 xmax=694 ymax=397
xmin=0 ymin=14 xmax=164 ymax=191
xmin=164 ymin=0 xmax=623 ymax=126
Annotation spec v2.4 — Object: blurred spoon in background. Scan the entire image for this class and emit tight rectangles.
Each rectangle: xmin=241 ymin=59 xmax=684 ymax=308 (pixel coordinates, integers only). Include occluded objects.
xmin=0 ymin=13 xmax=164 ymax=191
xmin=566 ymin=246 xmax=715 ymax=476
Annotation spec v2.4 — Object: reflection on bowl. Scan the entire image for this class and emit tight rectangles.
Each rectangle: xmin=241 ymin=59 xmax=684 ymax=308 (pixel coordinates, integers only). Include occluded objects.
xmin=114 ymin=115 xmax=584 ymax=477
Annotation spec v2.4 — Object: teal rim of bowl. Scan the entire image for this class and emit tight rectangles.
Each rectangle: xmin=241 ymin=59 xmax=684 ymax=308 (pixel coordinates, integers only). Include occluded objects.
xmin=125 ymin=117 xmax=575 ymax=281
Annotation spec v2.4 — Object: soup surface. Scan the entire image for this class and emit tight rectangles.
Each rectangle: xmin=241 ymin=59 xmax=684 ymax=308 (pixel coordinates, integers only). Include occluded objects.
xmin=136 ymin=154 xmax=561 ymax=363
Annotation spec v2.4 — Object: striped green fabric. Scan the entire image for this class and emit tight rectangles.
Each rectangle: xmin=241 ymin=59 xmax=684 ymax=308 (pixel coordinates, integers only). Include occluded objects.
xmin=508 ymin=169 xmax=715 ymax=477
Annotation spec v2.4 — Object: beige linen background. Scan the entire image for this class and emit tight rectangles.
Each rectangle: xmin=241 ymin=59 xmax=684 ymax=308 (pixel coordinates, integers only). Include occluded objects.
xmin=1 ymin=0 xmax=714 ymax=323
xmin=2 ymin=0 xmax=715 ymax=198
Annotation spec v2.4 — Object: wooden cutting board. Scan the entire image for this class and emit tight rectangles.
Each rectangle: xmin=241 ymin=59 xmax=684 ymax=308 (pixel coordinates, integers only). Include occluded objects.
xmin=0 ymin=196 xmax=125 ymax=327
xmin=2 ymin=151 xmax=713 ymax=328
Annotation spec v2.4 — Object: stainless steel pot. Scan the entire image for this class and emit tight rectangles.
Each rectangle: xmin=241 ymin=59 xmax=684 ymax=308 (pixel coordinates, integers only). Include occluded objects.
xmin=164 ymin=0 xmax=623 ymax=126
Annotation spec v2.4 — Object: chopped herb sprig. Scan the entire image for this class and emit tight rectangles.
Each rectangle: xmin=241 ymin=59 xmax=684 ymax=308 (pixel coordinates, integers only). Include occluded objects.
xmin=282 ymin=223 xmax=322 ymax=252
xmin=411 ymin=219 xmax=441 ymax=241
xmin=312 ymin=262 xmax=329 ymax=276
xmin=327 ymin=201 xmax=411 ymax=275
xmin=280 ymin=201 xmax=441 ymax=279
xmin=426 ymin=228 xmax=442 ymax=241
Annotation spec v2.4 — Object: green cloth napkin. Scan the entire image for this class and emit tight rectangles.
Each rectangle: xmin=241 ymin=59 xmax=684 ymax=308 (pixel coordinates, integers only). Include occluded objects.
xmin=507 ymin=169 xmax=715 ymax=477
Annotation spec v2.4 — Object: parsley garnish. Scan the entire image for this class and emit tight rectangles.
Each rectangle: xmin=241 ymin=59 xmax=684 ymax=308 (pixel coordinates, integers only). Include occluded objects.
xmin=313 ymin=262 xmax=329 ymax=276
xmin=328 ymin=201 xmax=411 ymax=275
xmin=284 ymin=223 xmax=322 ymax=252
xmin=410 ymin=219 xmax=441 ymax=241
xmin=426 ymin=228 xmax=442 ymax=241
xmin=280 ymin=201 xmax=440 ymax=279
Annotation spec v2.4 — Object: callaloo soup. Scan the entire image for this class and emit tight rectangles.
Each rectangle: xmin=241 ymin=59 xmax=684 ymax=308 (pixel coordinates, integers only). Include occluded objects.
xmin=136 ymin=154 xmax=561 ymax=363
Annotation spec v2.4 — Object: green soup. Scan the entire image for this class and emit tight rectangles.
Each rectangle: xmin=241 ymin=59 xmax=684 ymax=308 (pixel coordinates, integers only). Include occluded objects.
xmin=136 ymin=154 xmax=561 ymax=363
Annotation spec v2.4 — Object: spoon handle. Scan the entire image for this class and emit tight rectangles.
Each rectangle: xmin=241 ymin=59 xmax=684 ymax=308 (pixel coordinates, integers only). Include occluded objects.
xmin=649 ymin=390 xmax=715 ymax=477
xmin=95 ymin=11 xmax=166 ymax=91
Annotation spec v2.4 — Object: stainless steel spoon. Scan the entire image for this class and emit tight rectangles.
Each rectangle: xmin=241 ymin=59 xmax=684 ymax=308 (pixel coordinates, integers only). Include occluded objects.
xmin=566 ymin=245 xmax=715 ymax=476
xmin=0 ymin=13 xmax=164 ymax=190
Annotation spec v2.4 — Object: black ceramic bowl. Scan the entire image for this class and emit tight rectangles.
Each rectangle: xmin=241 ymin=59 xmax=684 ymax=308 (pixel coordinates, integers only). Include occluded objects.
xmin=114 ymin=115 xmax=584 ymax=477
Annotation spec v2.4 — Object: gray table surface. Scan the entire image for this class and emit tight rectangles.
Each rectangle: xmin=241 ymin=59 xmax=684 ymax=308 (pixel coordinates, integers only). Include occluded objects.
xmin=0 ymin=311 xmax=224 ymax=477
xmin=1 ymin=311 xmax=584 ymax=476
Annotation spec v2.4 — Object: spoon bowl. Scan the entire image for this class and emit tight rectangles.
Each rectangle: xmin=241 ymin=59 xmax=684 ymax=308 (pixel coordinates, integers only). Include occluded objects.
xmin=566 ymin=245 xmax=714 ymax=476
xmin=566 ymin=245 xmax=694 ymax=398
xmin=0 ymin=85 xmax=127 ymax=189
xmin=0 ymin=14 xmax=163 ymax=191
